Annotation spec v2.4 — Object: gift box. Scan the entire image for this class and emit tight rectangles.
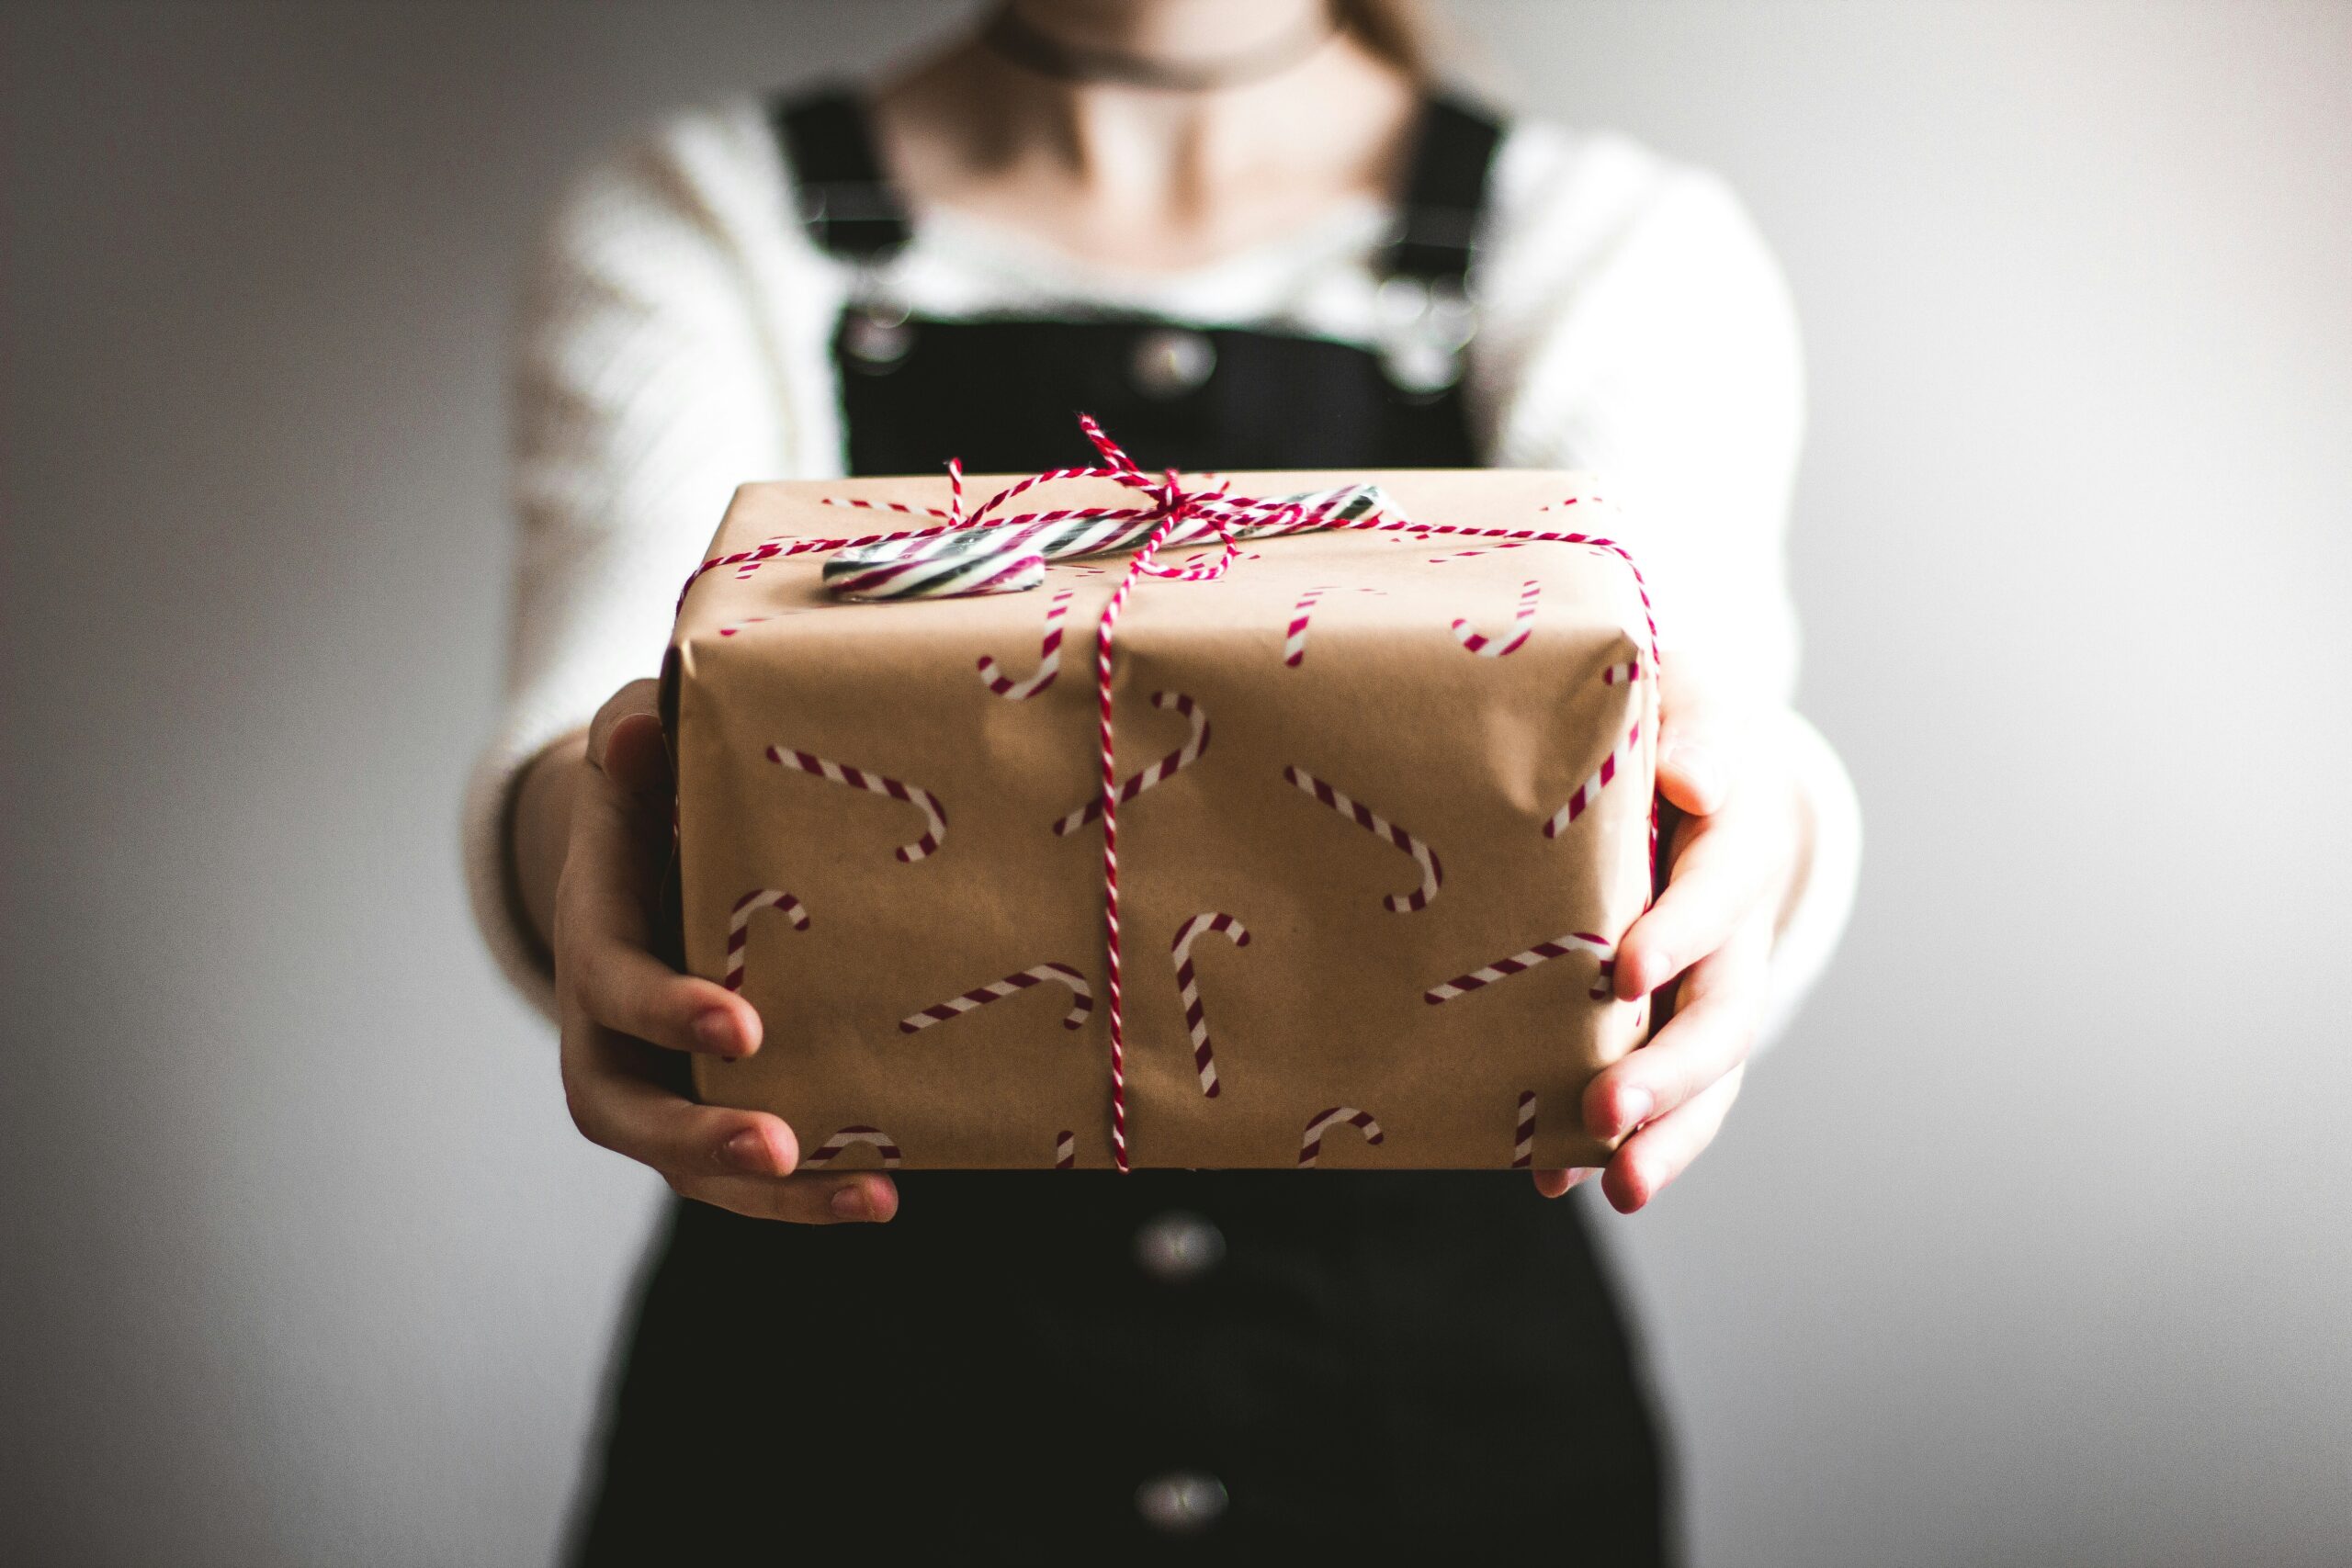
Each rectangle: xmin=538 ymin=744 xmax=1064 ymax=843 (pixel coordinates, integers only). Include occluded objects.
xmin=667 ymin=444 xmax=1658 ymax=1170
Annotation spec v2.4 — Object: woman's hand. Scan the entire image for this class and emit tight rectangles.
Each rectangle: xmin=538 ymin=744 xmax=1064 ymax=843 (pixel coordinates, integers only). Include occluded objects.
xmin=1534 ymin=656 xmax=1809 ymax=1213
xmin=542 ymin=679 xmax=899 ymax=1224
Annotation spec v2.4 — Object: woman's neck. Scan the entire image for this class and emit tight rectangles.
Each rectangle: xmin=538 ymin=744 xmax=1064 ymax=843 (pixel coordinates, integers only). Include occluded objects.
xmin=1001 ymin=0 xmax=1327 ymax=62
xmin=872 ymin=3 xmax=1419 ymax=274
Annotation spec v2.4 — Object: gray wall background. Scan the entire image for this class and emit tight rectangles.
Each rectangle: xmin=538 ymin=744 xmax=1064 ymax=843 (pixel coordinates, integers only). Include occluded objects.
xmin=6 ymin=3 xmax=2347 ymax=1562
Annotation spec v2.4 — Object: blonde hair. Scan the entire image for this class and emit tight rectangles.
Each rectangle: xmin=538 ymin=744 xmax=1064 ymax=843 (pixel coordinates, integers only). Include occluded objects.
xmin=1334 ymin=0 xmax=1435 ymax=78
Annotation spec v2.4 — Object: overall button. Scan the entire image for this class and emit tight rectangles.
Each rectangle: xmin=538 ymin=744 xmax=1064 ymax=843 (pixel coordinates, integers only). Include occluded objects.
xmin=1133 ymin=1211 xmax=1225 ymax=1283
xmin=1373 ymin=275 xmax=1476 ymax=396
xmin=1130 ymin=328 xmax=1216 ymax=398
xmin=1135 ymin=1472 xmax=1227 ymax=1536
xmin=842 ymin=307 xmax=914 ymax=369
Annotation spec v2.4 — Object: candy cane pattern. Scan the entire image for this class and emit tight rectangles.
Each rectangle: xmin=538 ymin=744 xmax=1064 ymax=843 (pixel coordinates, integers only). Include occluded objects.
xmin=1283 ymin=586 xmax=1330 ymax=667
xmin=1170 ymin=913 xmax=1250 ymax=1098
xmin=802 ymin=1126 xmax=902 ymax=1169
xmin=678 ymin=416 xmax=1669 ymax=1175
xmin=1054 ymin=1131 xmax=1076 ymax=1169
xmin=1512 ymin=1090 xmax=1537 ymax=1169
xmin=1428 ymin=541 xmax=1532 ymax=564
xmin=764 ymin=746 xmax=946 ymax=863
xmin=1601 ymin=656 xmax=1642 ymax=685
xmin=1541 ymin=721 xmax=1643 ymax=840
xmin=1051 ymin=691 xmax=1208 ymax=836
xmin=1282 ymin=765 xmax=1443 ymax=912
xmin=1298 ymin=1107 xmax=1385 ymax=1168
xmin=1280 ymin=585 xmax=1384 ymax=668
xmin=977 ymin=588 xmax=1075 ymax=699
xmin=1451 ymin=579 xmax=1542 ymax=658
xmin=1425 ymin=931 xmax=1616 ymax=1005
xmin=718 ymin=615 xmax=782 ymax=637
xmin=899 ymin=962 xmax=1094 ymax=1033
xmin=723 ymin=888 xmax=808 ymax=992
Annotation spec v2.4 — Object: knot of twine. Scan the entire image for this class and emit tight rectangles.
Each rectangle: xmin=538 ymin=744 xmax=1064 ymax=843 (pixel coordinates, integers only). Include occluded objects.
xmin=677 ymin=415 xmax=1660 ymax=1172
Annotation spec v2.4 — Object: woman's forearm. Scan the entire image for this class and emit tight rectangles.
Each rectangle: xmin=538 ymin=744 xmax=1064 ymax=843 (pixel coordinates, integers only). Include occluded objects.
xmin=512 ymin=732 xmax=588 ymax=954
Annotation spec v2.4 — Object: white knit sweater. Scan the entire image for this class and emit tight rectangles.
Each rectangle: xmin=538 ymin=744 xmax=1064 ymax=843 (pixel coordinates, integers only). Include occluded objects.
xmin=463 ymin=96 xmax=1862 ymax=1040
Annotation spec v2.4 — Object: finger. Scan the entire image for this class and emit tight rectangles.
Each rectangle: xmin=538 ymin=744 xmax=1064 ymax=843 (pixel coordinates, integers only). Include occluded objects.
xmin=585 ymin=679 xmax=662 ymax=772
xmin=1601 ymin=1065 xmax=1745 ymax=1214
xmin=1613 ymin=795 xmax=1780 ymax=999
xmin=1587 ymin=915 xmax=1770 ymax=1139
xmin=563 ymin=1029 xmax=798 ymax=1175
xmin=567 ymin=906 xmax=760 ymax=1056
xmin=564 ymin=739 xmax=673 ymax=915
xmin=1532 ymin=1168 xmax=1594 ymax=1199
xmin=563 ymin=1034 xmax=897 ymax=1224
xmin=675 ymin=1170 xmax=901 ymax=1225
xmin=560 ymin=763 xmax=760 ymax=1057
xmin=602 ymin=711 xmax=673 ymax=804
xmin=1653 ymin=653 xmax=1746 ymax=817
xmin=588 ymin=680 xmax=671 ymax=805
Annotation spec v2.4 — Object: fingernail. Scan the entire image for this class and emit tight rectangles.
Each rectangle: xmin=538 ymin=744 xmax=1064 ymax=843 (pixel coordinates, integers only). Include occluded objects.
xmin=1632 ymin=949 xmax=1670 ymax=997
xmin=693 ymin=1009 xmax=740 ymax=1055
xmin=722 ymin=1128 xmax=772 ymax=1174
xmin=831 ymin=1186 xmax=872 ymax=1222
xmin=1614 ymin=1087 xmax=1655 ymax=1137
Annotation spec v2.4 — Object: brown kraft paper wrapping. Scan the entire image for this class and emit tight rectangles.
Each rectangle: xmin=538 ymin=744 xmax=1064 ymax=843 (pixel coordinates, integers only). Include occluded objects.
xmin=671 ymin=469 xmax=1657 ymax=1170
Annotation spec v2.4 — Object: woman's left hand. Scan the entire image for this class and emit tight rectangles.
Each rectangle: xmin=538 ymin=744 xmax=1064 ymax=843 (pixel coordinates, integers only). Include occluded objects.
xmin=1534 ymin=655 xmax=1809 ymax=1213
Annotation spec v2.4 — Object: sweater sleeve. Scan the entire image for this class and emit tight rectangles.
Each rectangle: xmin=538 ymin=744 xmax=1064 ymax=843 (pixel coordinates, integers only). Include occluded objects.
xmin=460 ymin=103 xmax=831 ymax=1019
xmin=1472 ymin=126 xmax=1861 ymax=1047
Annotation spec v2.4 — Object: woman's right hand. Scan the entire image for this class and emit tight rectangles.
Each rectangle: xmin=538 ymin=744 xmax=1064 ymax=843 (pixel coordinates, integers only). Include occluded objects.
xmin=548 ymin=679 xmax=899 ymax=1224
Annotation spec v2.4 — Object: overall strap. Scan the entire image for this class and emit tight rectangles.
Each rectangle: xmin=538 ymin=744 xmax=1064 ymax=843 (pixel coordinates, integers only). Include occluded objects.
xmin=774 ymin=86 xmax=911 ymax=260
xmin=1383 ymin=93 xmax=1505 ymax=288
xmin=775 ymin=83 xmax=1503 ymax=279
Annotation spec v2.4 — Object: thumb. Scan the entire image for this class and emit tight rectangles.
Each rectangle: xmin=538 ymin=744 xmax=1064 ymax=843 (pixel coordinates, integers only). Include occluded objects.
xmin=1653 ymin=651 xmax=1743 ymax=816
xmin=585 ymin=678 xmax=670 ymax=802
xmin=604 ymin=712 xmax=673 ymax=803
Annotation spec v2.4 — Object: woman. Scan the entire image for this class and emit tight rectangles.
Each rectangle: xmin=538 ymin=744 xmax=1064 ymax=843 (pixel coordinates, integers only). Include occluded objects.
xmin=466 ymin=0 xmax=1860 ymax=1558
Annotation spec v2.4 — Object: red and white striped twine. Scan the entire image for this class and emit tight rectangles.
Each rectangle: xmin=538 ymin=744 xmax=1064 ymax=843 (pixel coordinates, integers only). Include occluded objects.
xmin=899 ymin=962 xmax=1094 ymax=1034
xmin=803 ymin=1126 xmax=903 ymax=1169
xmin=1425 ymin=931 xmax=1617 ymax=1006
xmin=1512 ymin=1090 xmax=1537 ymax=1169
xmin=1299 ymin=1106 xmax=1385 ymax=1168
xmin=679 ymin=414 xmax=1661 ymax=1171
xmin=1601 ymin=656 xmax=1642 ymax=685
xmin=1051 ymin=690 xmax=1208 ymax=836
xmin=978 ymin=588 xmax=1074 ymax=699
xmin=1170 ymin=913 xmax=1250 ymax=1098
xmin=723 ymin=888 xmax=807 ymax=992
xmin=1054 ymin=1131 xmax=1076 ymax=1169
xmin=763 ymin=747 xmax=946 ymax=863
xmin=1451 ymin=579 xmax=1542 ymax=658
xmin=1282 ymin=764 xmax=1443 ymax=912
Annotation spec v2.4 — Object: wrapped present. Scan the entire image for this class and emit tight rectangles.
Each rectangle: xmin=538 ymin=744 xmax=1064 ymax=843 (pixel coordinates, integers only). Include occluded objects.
xmin=665 ymin=422 xmax=1659 ymax=1171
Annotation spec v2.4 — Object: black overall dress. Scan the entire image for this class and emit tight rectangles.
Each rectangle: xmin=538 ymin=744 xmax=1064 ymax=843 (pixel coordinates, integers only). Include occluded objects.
xmin=571 ymin=90 xmax=1673 ymax=1566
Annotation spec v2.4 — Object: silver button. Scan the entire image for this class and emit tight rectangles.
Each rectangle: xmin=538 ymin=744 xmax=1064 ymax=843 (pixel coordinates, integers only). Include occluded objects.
xmin=1135 ymin=1471 xmax=1227 ymax=1535
xmin=843 ymin=308 xmax=914 ymax=367
xmin=1374 ymin=276 xmax=1476 ymax=395
xmin=1131 ymin=328 xmax=1216 ymax=398
xmin=1133 ymin=1210 xmax=1226 ymax=1283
